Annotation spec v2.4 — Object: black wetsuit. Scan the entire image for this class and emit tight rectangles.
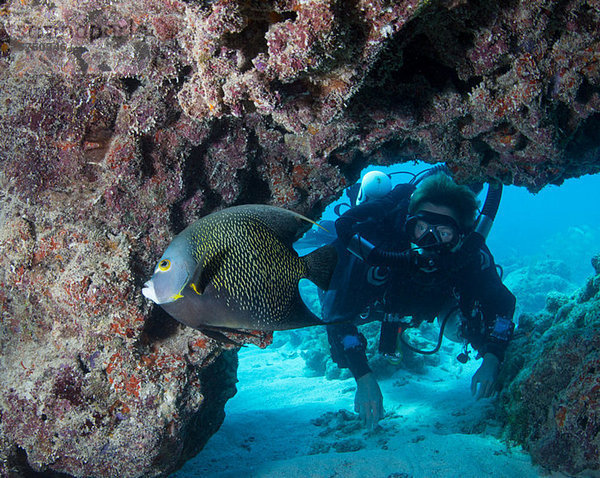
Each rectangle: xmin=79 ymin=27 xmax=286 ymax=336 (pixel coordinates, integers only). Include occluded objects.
xmin=322 ymin=184 xmax=516 ymax=379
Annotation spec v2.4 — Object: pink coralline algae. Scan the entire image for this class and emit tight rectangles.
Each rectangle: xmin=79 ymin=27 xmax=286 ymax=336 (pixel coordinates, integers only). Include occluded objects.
xmin=499 ymin=254 xmax=600 ymax=475
xmin=0 ymin=0 xmax=600 ymax=476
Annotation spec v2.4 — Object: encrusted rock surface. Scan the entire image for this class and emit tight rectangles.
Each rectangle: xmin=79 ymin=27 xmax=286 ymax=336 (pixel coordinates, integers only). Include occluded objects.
xmin=499 ymin=253 xmax=600 ymax=475
xmin=0 ymin=0 xmax=599 ymax=476
xmin=2 ymin=0 xmax=600 ymax=197
xmin=0 ymin=73 xmax=272 ymax=477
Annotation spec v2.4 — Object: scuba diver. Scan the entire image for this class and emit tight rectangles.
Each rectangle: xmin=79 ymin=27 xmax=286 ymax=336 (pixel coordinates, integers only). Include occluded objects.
xmin=321 ymin=168 xmax=516 ymax=430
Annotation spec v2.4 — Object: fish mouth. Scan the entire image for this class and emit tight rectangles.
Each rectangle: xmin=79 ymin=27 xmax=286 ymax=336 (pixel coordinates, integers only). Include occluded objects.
xmin=142 ymin=281 xmax=159 ymax=304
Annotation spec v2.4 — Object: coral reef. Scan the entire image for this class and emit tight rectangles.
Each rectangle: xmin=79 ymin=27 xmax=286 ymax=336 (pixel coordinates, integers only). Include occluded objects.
xmin=0 ymin=0 xmax=599 ymax=476
xmin=2 ymin=0 xmax=599 ymax=196
xmin=499 ymin=253 xmax=600 ymax=475
xmin=0 ymin=53 xmax=271 ymax=478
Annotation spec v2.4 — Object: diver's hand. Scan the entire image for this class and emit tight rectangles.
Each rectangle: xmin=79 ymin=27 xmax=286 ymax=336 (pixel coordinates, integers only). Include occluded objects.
xmin=355 ymin=372 xmax=384 ymax=430
xmin=471 ymin=353 xmax=500 ymax=399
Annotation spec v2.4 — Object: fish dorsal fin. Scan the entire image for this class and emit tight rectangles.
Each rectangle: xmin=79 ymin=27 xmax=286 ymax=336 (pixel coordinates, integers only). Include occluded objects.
xmin=229 ymin=204 xmax=324 ymax=247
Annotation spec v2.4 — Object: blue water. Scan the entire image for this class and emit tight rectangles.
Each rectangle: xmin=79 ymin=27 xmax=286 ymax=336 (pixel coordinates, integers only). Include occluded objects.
xmin=488 ymin=173 xmax=600 ymax=283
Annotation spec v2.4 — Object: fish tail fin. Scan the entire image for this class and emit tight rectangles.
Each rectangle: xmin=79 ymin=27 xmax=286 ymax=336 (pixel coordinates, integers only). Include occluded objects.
xmin=302 ymin=244 xmax=338 ymax=291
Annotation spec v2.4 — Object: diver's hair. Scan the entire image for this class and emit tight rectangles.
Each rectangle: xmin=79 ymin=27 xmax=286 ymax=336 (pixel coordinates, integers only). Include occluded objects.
xmin=408 ymin=173 xmax=480 ymax=231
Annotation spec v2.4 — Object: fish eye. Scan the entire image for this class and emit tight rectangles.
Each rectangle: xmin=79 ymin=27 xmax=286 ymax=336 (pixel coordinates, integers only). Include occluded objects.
xmin=158 ymin=259 xmax=171 ymax=272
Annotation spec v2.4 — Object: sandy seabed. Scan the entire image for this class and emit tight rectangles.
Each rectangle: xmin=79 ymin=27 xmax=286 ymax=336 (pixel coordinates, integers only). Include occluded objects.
xmin=172 ymin=334 xmax=563 ymax=478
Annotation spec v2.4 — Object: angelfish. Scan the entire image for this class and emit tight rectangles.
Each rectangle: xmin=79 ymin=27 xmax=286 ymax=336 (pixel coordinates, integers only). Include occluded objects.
xmin=142 ymin=205 xmax=337 ymax=332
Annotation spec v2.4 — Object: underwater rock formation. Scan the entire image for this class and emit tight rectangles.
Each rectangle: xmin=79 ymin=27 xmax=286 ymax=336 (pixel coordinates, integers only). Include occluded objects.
xmin=503 ymin=259 xmax=577 ymax=315
xmin=2 ymin=0 xmax=600 ymax=197
xmin=499 ymin=253 xmax=600 ymax=475
xmin=0 ymin=74 xmax=272 ymax=476
xmin=0 ymin=0 xmax=599 ymax=476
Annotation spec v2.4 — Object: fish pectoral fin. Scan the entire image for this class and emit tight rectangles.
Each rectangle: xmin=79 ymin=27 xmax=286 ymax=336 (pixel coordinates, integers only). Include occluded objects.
xmin=189 ymin=265 xmax=205 ymax=295
xmin=189 ymin=248 xmax=229 ymax=295
xmin=190 ymin=283 xmax=202 ymax=295
xmin=189 ymin=249 xmax=208 ymax=295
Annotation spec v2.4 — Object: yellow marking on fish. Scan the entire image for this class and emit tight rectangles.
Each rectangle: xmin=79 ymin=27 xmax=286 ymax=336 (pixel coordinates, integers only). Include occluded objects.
xmin=191 ymin=283 xmax=201 ymax=295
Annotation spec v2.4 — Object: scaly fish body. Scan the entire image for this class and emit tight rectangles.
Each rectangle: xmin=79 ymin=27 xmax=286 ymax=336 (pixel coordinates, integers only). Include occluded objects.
xmin=143 ymin=205 xmax=337 ymax=331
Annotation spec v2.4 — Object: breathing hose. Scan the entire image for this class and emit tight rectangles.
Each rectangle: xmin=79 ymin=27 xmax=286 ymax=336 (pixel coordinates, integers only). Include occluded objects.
xmin=397 ymin=306 xmax=459 ymax=355
xmin=458 ymin=181 xmax=503 ymax=255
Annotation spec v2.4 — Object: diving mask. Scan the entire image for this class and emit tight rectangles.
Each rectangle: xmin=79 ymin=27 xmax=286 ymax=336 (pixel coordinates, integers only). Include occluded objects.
xmin=406 ymin=210 xmax=462 ymax=252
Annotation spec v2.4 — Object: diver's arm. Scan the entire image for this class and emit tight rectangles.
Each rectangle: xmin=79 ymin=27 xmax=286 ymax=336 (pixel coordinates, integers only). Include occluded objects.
xmin=471 ymin=352 xmax=500 ymax=399
xmin=326 ymin=323 xmax=372 ymax=379
xmin=326 ymin=323 xmax=383 ymax=429
xmin=355 ymin=372 xmax=384 ymax=430
xmin=467 ymin=246 xmax=516 ymax=362
xmin=480 ymin=263 xmax=516 ymax=362
xmin=335 ymin=184 xmax=415 ymax=246
xmin=464 ymin=251 xmax=515 ymax=399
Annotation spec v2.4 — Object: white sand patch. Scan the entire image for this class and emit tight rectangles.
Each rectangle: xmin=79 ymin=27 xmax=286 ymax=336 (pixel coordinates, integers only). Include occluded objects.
xmin=172 ymin=335 xmax=555 ymax=478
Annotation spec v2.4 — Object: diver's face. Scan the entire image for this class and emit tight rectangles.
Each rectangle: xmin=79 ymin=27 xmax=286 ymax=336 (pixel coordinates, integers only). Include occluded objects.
xmin=412 ymin=202 xmax=460 ymax=246
xmin=413 ymin=221 xmax=455 ymax=243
